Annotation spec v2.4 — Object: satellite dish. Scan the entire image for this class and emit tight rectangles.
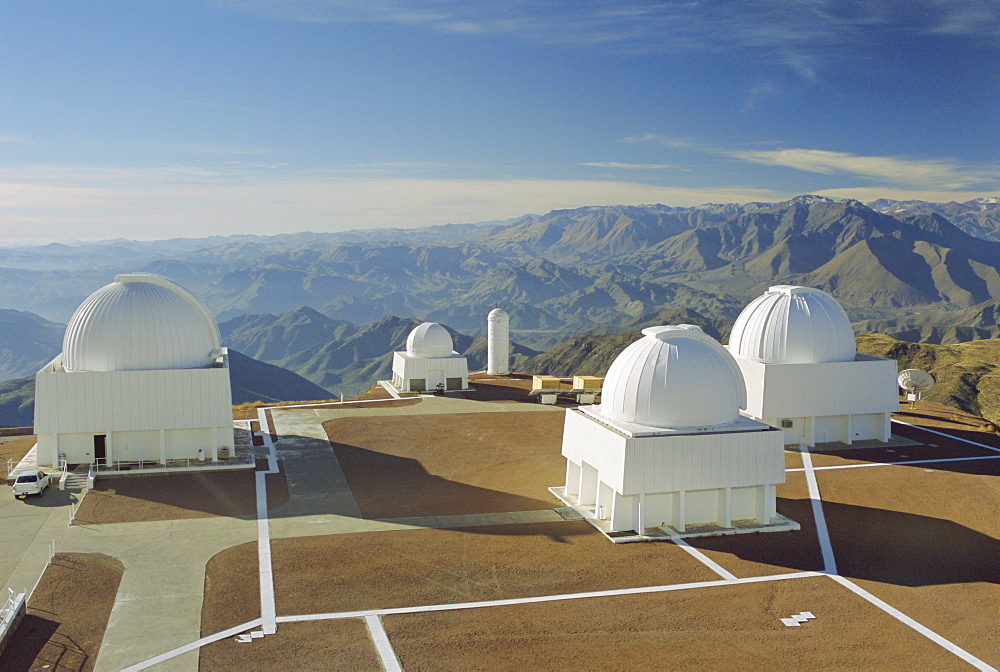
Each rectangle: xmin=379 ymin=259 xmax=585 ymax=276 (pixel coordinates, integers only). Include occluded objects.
xmin=898 ymin=369 xmax=934 ymax=392
xmin=898 ymin=369 xmax=934 ymax=404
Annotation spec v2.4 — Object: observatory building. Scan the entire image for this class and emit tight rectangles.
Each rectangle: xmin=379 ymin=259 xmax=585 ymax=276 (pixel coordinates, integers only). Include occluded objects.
xmin=728 ymin=285 xmax=898 ymax=446
xmin=558 ymin=325 xmax=791 ymax=537
xmin=486 ymin=308 xmax=510 ymax=375
xmin=391 ymin=322 xmax=469 ymax=393
xmin=33 ymin=273 xmax=234 ymax=469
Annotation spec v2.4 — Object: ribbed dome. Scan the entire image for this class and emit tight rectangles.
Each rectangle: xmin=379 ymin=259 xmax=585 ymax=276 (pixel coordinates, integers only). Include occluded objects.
xmin=63 ymin=274 xmax=221 ymax=372
xmin=600 ymin=325 xmax=747 ymax=429
xmin=405 ymin=322 xmax=454 ymax=358
xmin=729 ymin=285 xmax=856 ymax=364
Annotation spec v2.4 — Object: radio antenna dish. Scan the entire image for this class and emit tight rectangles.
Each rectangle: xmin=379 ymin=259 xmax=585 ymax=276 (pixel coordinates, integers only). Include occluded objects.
xmin=898 ymin=369 xmax=934 ymax=405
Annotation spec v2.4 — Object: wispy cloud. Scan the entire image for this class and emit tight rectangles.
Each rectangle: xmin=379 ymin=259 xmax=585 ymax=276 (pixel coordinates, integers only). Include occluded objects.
xmin=221 ymin=1 xmax=999 ymax=77
xmin=626 ymin=134 xmax=1000 ymax=190
xmin=0 ymin=134 xmax=38 ymax=145
xmin=723 ymin=148 xmax=999 ymax=189
xmin=579 ymin=162 xmax=681 ymax=170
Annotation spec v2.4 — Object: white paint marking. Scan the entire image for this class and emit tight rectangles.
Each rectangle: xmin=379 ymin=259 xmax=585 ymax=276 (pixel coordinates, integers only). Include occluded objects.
xmin=670 ymin=535 xmax=738 ymax=581
xmin=891 ymin=420 xmax=1000 ymax=454
xmin=786 ymin=455 xmax=1000 ymax=472
xmin=781 ymin=617 xmax=801 ymax=627
xmin=256 ymin=408 xmax=280 ymax=635
xmin=378 ymin=380 xmax=403 ymax=400
xmin=800 ymin=444 xmax=837 ymax=575
xmin=276 ymin=571 xmax=822 ymax=623
xmin=365 ymin=614 xmax=404 ymax=672
xmin=122 ymin=619 xmax=264 ymax=671
xmin=828 ymin=574 xmax=997 ymax=672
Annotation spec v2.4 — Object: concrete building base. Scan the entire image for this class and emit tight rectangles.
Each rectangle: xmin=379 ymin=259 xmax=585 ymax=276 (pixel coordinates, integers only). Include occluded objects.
xmin=549 ymin=486 xmax=799 ymax=543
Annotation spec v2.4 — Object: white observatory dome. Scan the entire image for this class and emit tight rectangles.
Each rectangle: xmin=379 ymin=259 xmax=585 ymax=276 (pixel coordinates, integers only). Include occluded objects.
xmin=62 ymin=273 xmax=222 ymax=372
xmin=405 ymin=322 xmax=454 ymax=358
xmin=729 ymin=285 xmax=856 ymax=364
xmin=600 ymin=325 xmax=747 ymax=429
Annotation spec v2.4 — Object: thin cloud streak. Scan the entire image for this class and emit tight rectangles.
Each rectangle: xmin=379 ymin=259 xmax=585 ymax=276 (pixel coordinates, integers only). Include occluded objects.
xmin=724 ymin=148 xmax=999 ymax=189
xmin=626 ymin=135 xmax=1000 ymax=190
xmin=223 ymin=1 xmax=1000 ymax=74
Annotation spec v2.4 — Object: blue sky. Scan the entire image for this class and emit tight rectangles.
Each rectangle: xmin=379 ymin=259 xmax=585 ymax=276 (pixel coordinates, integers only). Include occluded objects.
xmin=0 ymin=0 xmax=997 ymax=242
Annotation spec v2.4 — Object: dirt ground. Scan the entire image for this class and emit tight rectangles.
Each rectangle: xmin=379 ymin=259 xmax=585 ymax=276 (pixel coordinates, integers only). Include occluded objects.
xmin=895 ymin=400 xmax=1000 ymax=437
xmin=73 ymin=467 xmax=289 ymax=525
xmin=382 ymin=575 xmax=967 ymax=672
xmin=1 ymin=435 xmax=36 ymax=481
xmin=816 ymin=459 xmax=1000 ymax=664
xmin=200 ymin=521 xmax=716 ymax=627
xmin=199 ymin=619 xmax=381 ymax=672
xmin=0 ymin=553 xmax=124 ymax=672
xmin=324 ymin=411 xmax=567 ymax=519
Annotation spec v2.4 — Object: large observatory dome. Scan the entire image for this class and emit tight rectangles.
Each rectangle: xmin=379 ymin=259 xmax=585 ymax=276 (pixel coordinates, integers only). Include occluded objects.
xmin=405 ymin=322 xmax=454 ymax=358
xmin=62 ymin=274 xmax=222 ymax=372
xmin=600 ymin=325 xmax=747 ymax=429
xmin=729 ymin=285 xmax=856 ymax=364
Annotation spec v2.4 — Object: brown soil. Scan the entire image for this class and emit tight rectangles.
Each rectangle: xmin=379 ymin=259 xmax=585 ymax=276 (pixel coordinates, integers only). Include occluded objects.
xmin=199 ymin=521 xmax=716 ymax=630
xmin=0 ymin=553 xmax=124 ymax=672
xmin=324 ymin=411 xmax=567 ymax=519
xmin=199 ymin=620 xmax=380 ymax=672
xmin=73 ymin=467 xmax=290 ymax=525
xmin=894 ymin=400 xmax=1000 ymax=437
xmin=1 ymin=436 xmax=36 ymax=482
xmin=817 ymin=460 xmax=1000 ymax=664
xmin=383 ymin=575 xmax=966 ymax=671
xmin=807 ymin=438 xmax=998 ymax=469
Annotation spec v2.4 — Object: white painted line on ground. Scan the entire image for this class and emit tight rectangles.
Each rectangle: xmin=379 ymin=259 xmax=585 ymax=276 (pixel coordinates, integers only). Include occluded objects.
xmin=802 ymin=434 xmax=997 ymax=671
xmin=122 ymin=618 xmax=264 ymax=671
xmin=256 ymin=408 xmax=280 ymax=635
xmin=670 ymin=536 xmax=738 ymax=581
xmin=828 ymin=574 xmax=998 ymax=672
xmin=786 ymin=455 xmax=1000 ymax=472
xmin=378 ymin=380 xmax=403 ymax=400
xmin=365 ymin=614 xmax=404 ymax=672
xmin=891 ymin=420 xmax=1000 ymax=454
xmin=276 ymin=571 xmax=822 ymax=623
xmin=800 ymin=444 xmax=838 ymax=575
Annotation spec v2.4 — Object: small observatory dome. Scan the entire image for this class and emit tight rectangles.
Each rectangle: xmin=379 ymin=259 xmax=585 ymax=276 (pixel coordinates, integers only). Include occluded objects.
xmin=600 ymin=325 xmax=747 ymax=429
xmin=62 ymin=273 xmax=221 ymax=372
xmin=405 ymin=322 xmax=454 ymax=358
xmin=729 ymin=285 xmax=856 ymax=364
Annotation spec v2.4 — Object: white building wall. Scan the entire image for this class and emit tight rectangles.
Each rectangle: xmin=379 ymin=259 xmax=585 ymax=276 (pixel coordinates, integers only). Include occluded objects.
xmin=562 ymin=410 xmax=785 ymax=533
xmin=34 ymin=353 xmax=234 ymax=466
xmin=391 ymin=352 xmax=468 ymax=392
xmin=737 ymin=355 xmax=898 ymax=420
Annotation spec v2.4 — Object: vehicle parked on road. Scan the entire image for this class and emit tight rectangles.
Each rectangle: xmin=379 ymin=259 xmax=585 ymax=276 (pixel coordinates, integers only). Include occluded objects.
xmin=12 ymin=470 xmax=51 ymax=499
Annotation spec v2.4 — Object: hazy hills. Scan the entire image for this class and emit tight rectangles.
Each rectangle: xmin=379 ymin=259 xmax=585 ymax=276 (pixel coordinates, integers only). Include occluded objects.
xmin=0 ymin=349 xmax=335 ymax=428
xmin=868 ymin=197 xmax=1000 ymax=242
xmin=4 ymin=197 xmax=999 ymax=348
xmin=0 ymin=310 xmax=64 ymax=380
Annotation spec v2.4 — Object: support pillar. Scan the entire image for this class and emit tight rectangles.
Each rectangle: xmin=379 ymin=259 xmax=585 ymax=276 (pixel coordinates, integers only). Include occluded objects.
xmin=159 ymin=429 xmax=167 ymax=466
xmin=210 ymin=426 xmax=219 ymax=462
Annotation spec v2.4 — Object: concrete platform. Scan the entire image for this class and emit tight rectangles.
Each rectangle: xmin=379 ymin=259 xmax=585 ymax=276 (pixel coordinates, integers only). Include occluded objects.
xmin=549 ymin=486 xmax=801 ymax=543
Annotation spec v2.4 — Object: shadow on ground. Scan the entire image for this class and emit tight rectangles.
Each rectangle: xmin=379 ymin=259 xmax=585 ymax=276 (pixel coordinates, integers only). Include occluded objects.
xmin=689 ymin=496 xmax=1000 ymax=588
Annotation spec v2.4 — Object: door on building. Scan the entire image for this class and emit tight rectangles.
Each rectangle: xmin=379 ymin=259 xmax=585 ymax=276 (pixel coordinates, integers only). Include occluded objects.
xmin=94 ymin=434 xmax=107 ymax=464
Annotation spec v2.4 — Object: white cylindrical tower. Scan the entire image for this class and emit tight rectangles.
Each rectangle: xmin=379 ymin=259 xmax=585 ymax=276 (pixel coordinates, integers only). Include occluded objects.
xmin=486 ymin=308 xmax=510 ymax=375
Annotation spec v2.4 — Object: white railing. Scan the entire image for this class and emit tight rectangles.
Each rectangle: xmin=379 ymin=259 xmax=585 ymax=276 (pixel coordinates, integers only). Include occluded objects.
xmin=4 ymin=459 xmax=11 ymax=479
